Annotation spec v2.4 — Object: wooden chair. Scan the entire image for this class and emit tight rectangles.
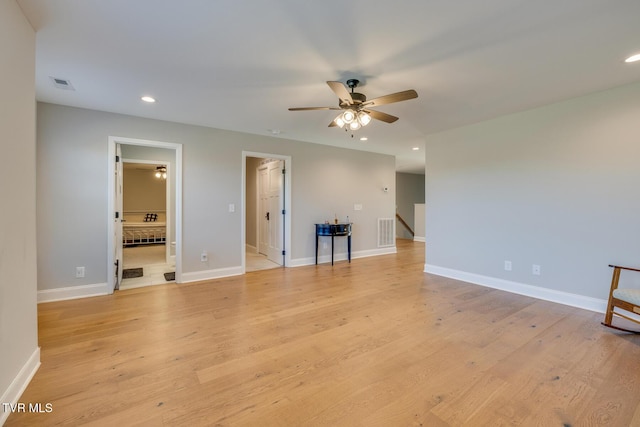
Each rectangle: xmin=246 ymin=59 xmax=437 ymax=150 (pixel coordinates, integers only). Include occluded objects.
xmin=602 ymin=264 xmax=640 ymax=333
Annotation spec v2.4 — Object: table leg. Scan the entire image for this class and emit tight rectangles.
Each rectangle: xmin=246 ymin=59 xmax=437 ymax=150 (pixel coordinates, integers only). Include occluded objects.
xmin=315 ymin=234 xmax=318 ymax=265
xmin=348 ymin=235 xmax=351 ymax=263
xmin=331 ymin=235 xmax=334 ymax=265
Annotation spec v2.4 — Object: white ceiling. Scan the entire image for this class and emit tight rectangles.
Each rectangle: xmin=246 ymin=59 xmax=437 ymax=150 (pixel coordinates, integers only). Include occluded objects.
xmin=18 ymin=0 xmax=640 ymax=174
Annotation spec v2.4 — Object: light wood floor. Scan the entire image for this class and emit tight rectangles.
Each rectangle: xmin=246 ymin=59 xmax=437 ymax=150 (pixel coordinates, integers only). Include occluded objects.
xmin=8 ymin=240 xmax=640 ymax=426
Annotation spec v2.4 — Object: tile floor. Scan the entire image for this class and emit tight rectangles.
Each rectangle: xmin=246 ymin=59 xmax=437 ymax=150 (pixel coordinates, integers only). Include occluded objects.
xmin=120 ymin=244 xmax=174 ymax=290
xmin=119 ymin=244 xmax=281 ymax=290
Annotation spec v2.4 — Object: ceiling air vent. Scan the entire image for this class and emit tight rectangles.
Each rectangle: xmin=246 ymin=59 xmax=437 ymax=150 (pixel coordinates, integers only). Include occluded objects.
xmin=49 ymin=76 xmax=75 ymax=91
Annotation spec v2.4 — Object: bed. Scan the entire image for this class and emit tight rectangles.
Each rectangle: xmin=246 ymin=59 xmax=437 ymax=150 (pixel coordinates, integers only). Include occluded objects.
xmin=122 ymin=212 xmax=166 ymax=246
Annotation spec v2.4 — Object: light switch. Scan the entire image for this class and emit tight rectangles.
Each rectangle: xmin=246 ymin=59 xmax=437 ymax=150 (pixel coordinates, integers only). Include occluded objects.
xmin=229 ymin=204 xmax=235 ymax=212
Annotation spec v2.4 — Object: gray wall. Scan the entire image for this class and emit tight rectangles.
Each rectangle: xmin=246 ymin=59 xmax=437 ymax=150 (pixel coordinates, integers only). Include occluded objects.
xmin=36 ymin=103 xmax=396 ymax=290
xmin=396 ymin=172 xmax=425 ymax=239
xmin=0 ymin=0 xmax=39 ymax=416
xmin=425 ymin=80 xmax=640 ymax=301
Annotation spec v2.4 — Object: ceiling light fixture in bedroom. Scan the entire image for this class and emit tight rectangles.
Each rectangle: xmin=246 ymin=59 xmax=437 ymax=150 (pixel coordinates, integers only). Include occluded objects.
xmin=155 ymin=166 xmax=167 ymax=179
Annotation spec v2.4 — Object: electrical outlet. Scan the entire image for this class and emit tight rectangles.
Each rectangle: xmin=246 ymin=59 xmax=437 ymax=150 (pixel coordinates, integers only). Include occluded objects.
xmin=504 ymin=260 xmax=512 ymax=271
xmin=75 ymin=266 xmax=85 ymax=278
xmin=201 ymin=251 xmax=208 ymax=262
xmin=532 ymin=264 xmax=541 ymax=275
xmin=354 ymin=204 xmax=363 ymax=211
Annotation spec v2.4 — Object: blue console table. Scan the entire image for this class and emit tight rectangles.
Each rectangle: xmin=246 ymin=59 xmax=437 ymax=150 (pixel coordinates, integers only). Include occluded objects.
xmin=315 ymin=223 xmax=352 ymax=265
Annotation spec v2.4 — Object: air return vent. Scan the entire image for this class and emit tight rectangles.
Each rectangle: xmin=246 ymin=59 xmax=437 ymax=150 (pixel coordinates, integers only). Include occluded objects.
xmin=378 ymin=218 xmax=395 ymax=247
xmin=49 ymin=76 xmax=75 ymax=91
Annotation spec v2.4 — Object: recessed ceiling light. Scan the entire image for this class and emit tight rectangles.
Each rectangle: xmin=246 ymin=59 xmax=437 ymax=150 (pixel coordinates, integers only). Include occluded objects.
xmin=412 ymin=147 xmax=420 ymax=151
xmin=360 ymin=137 xmax=368 ymax=141
xmin=625 ymin=53 xmax=640 ymax=63
xmin=141 ymin=96 xmax=156 ymax=103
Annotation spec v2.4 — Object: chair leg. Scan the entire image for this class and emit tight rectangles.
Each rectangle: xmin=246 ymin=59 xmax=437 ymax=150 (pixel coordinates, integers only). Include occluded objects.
xmin=601 ymin=321 xmax=640 ymax=334
xmin=603 ymin=267 xmax=620 ymax=327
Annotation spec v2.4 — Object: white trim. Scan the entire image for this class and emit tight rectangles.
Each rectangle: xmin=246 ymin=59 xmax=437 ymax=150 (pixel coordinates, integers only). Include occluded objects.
xmin=37 ymin=283 xmax=110 ymax=303
xmin=245 ymin=244 xmax=258 ymax=254
xmin=290 ymin=246 xmax=398 ymax=268
xmin=413 ymin=236 xmax=426 ymax=242
xmin=241 ymin=151 xmax=292 ymax=274
xmin=0 ymin=347 xmax=40 ymax=426
xmin=180 ymin=266 xmax=244 ymax=283
xmin=424 ymin=264 xmax=607 ymax=313
xmin=108 ymin=136 xmax=183 ymax=294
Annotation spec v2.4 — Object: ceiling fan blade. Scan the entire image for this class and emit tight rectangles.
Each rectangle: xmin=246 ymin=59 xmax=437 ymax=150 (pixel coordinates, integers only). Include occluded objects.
xmin=364 ymin=89 xmax=418 ymax=107
xmin=288 ymin=107 xmax=341 ymax=111
xmin=364 ymin=109 xmax=399 ymax=123
xmin=328 ymin=120 xmax=338 ymax=127
xmin=327 ymin=81 xmax=353 ymax=105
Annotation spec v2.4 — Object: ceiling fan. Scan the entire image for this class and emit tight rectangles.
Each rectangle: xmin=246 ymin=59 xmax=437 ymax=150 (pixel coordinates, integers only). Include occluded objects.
xmin=288 ymin=79 xmax=418 ymax=130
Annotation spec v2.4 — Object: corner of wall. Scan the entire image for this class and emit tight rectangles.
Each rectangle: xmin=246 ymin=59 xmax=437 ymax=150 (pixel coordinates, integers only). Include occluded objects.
xmin=0 ymin=348 xmax=40 ymax=426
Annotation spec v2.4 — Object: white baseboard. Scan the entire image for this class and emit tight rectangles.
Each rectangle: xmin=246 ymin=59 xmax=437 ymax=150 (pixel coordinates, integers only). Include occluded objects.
xmin=0 ymin=347 xmax=41 ymax=426
xmin=37 ymin=282 xmax=110 ymax=304
xmin=413 ymin=236 xmax=426 ymax=242
xmin=424 ymin=264 xmax=607 ymax=314
xmin=290 ymin=246 xmax=397 ymax=267
xmin=245 ymin=244 xmax=258 ymax=254
xmin=180 ymin=266 xmax=244 ymax=283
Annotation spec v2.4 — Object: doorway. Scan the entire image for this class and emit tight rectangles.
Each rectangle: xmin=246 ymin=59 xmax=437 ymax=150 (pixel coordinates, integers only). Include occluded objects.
xmin=243 ymin=152 xmax=291 ymax=273
xmin=107 ymin=137 xmax=183 ymax=293
xmin=119 ymin=160 xmax=174 ymax=290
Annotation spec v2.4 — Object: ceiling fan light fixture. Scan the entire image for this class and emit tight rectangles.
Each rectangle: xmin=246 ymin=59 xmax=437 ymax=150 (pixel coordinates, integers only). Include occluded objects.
xmin=357 ymin=111 xmax=371 ymax=126
xmin=155 ymin=165 xmax=167 ymax=179
xmin=289 ymin=79 xmax=417 ymax=131
xmin=342 ymin=109 xmax=356 ymax=124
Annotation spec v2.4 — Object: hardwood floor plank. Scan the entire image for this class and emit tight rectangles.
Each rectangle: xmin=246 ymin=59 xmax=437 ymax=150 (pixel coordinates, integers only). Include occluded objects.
xmin=7 ymin=240 xmax=640 ymax=426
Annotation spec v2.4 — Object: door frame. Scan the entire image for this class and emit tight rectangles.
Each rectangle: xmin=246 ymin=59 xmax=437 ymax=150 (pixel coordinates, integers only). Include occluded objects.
xmin=107 ymin=136 xmax=183 ymax=293
xmin=241 ymin=151 xmax=291 ymax=273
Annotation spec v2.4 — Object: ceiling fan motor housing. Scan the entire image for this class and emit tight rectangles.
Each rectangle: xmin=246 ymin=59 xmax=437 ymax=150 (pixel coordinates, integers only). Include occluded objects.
xmin=341 ymin=92 xmax=366 ymax=108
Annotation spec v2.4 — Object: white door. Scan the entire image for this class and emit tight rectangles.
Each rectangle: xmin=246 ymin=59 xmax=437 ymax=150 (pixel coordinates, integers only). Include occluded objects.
xmin=257 ymin=160 xmax=283 ymax=265
xmin=113 ymin=144 xmax=124 ymax=290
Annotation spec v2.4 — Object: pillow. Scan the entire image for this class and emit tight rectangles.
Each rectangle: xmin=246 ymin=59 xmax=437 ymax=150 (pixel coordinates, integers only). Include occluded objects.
xmin=144 ymin=213 xmax=158 ymax=222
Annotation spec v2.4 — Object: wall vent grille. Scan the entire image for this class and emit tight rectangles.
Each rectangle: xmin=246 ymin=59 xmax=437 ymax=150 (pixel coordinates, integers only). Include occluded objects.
xmin=49 ymin=76 xmax=75 ymax=91
xmin=378 ymin=218 xmax=395 ymax=247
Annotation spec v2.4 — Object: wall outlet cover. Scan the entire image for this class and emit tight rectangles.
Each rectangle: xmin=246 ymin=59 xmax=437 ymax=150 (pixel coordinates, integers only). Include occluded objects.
xmin=75 ymin=266 xmax=85 ymax=278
